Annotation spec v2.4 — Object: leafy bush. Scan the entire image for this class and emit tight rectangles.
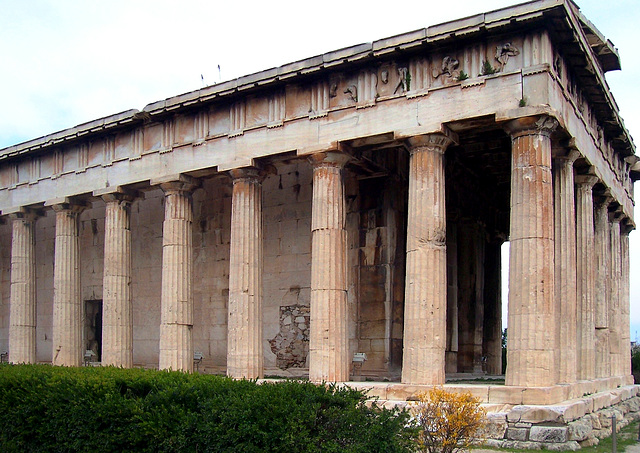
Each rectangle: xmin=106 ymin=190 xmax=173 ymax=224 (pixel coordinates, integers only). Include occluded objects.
xmin=414 ymin=387 xmax=485 ymax=453
xmin=0 ymin=364 xmax=412 ymax=452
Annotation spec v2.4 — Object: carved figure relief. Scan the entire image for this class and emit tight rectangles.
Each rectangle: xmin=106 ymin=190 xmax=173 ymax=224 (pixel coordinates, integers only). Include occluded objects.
xmin=329 ymin=83 xmax=338 ymax=98
xmin=344 ymin=85 xmax=358 ymax=102
xmin=433 ymin=56 xmax=460 ymax=80
xmin=381 ymin=69 xmax=389 ymax=84
xmin=394 ymin=67 xmax=408 ymax=94
xmin=495 ymin=43 xmax=520 ymax=71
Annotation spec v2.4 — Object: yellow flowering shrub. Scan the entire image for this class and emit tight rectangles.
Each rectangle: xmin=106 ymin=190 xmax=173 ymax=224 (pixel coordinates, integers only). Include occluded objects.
xmin=415 ymin=387 xmax=486 ymax=453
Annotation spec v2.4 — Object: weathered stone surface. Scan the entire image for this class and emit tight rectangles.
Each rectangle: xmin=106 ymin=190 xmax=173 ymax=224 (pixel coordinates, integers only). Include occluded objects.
xmin=529 ymin=426 xmax=568 ymax=443
xmin=567 ymin=420 xmax=592 ymax=441
xmin=506 ymin=405 xmax=563 ymax=423
xmin=506 ymin=427 xmax=528 ymax=441
xmin=479 ymin=413 xmax=508 ymax=439
xmin=269 ymin=304 xmax=309 ymax=369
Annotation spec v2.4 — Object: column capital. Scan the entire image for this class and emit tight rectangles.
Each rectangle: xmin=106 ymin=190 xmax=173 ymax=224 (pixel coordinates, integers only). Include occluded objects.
xmin=504 ymin=114 xmax=559 ymax=139
xmin=621 ymin=219 xmax=634 ymax=236
xmin=153 ymin=174 xmax=200 ymax=194
xmin=228 ymin=166 xmax=267 ymax=184
xmin=6 ymin=207 xmax=43 ymax=221
xmin=45 ymin=197 xmax=88 ymax=213
xmin=308 ymin=151 xmax=351 ymax=169
xmin=94 ymin=187 xmax=143 ymax=203
xmin=552 ymin=148 xmax=580 ymax=165
xmin=575 ymin=174 xmax=599 ymax=190
xmin=406 ymin=130 xmax=457 ymax=154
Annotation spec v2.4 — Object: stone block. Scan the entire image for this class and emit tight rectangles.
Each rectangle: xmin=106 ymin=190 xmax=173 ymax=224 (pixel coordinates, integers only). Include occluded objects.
xmin=522 ymin=385 xmax=568 ymax=405
xmin=567 ymin=420 xmax=592 ymax=441
xmin=479 ymin=413 xmax=508 ymax=439
xmin=545 ymin=441 xmax=580 ymax=451
xmin=528 ymin=426 xmax=568 ymax=443
xmin=506 ymin=427 xmax=528 ymax=441
xmin=506 ymin=405 xmax=563 ymax=423
xmin=445 ymin=384 xmax=489 ymax=402
xmin=488 ymin=386 xmax=524 ymax=404
xmin=592 ymin=392 xmax=612 ymax=411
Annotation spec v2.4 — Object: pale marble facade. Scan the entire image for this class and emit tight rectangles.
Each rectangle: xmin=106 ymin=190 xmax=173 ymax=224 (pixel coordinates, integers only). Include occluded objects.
xmin=0 ymin=0 xmax=636 ymax=405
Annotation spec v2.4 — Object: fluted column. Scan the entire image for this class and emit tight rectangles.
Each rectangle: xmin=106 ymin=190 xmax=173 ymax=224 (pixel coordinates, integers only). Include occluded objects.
xmin=8 ymin=209 xmax=39 ymax=364
xmin=51 ymin=201 xmax=86 ymax=366
xmin=308 ymin=151 xmax=351 ymax=382
xmin=552 ymin=148 xmax=579 ymax=384
xmin=401 ymin=132 xmax=453 ymax=385
xmin=101 ymin=190 xmax=138 ymax=368
xmin=227 ymin=167 xmax=264 ymax=379
xmin=620 ymin=222 xmax=632 ymax=378
xmin=575 ymin=175 xmax=598 ymax=380
xmin=158 ymin=176 xmax=199 ymax=372
xmin=609 ymin=214 xmax=622 ymax=376
xmin=483 ymin=237 xmax=503 ymax=376
xmin=504 ymin=115 xmax=557 ymax=387
xmin=594 ymin=195 xmax=612 ymax=378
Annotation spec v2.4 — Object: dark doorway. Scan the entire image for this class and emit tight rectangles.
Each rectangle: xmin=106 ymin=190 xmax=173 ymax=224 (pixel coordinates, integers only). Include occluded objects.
xmin=85 ymin=300 xmax=103 ymax=362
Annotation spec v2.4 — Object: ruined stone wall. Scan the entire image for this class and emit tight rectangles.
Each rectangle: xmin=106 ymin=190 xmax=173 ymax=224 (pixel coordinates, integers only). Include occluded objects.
xmin=262 ymin=162 xmax=313 ymax=374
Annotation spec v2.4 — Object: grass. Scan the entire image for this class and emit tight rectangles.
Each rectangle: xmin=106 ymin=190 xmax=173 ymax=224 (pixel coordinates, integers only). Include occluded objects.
xmin=471 ymin=420 xmax=639 ymax=453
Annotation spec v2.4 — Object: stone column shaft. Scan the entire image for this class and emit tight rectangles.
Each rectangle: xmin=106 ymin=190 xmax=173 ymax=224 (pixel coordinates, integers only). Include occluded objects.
xmin=227 ymin=168 xmax=264 ymax=379
xmin=9 ymin=210 xmax=38 ymax=364
xmin=401 ymin=133 xmax=452 ymax=385
xmin=445 ymin=221 xmax=458 ymax=374
xmin=553 ymin=149 xmax=579 ymax=384
xmin=609 ymin=216 xmax=622 ymax=376
xmin=158 ymin=177 xmax=198 ymax=372
xmin=483 ymin=238 xmax=503 ymax=376
xmin=101 ymin=192 xmax=135 ymax=368
xmin=309 ymin=152 xmax=350 ymax=382
xmin=620 ymin=226 xmax=632 ymax=378
xmin=52 ymin=203 xmax=85 ymax=366
xmin=505 ymin=115 xmax=557 ymax=387
xmin=594 ymin=196 xmax=611 ymax=378
xmin=575 ymin=175 xmax=598 ymax=380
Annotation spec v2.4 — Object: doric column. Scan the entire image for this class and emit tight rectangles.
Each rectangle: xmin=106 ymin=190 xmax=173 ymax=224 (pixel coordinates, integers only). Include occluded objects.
xmin=620 ymin=222 xmax=632 ymax=378
xmin=575 ymin=174 xmax=598 ymax=380
xmin=157 ymin=176 xmax=199 ymax=372
xmin=504 ymin=115 xmax=557 ymax=387
xmin=8 ymin=209 xmax=39 ymax=364
xmin=50 ymin=200 xmax=86 ymax=366
xmin=445 ymin=220 xmax=458 ymax=374
xmin=401 ymin=132 xmax=453 ymax=385
xmin=594 ymin=195 xmax=612 ymax=378
xmin=609 ymin=213 xmax=622 ymax=376
xmin=227 ymin=167 xmax=264 ymax=379
xmin=308 ymin=151 xmax=351 ymax=382
xmin=483 ymin=236 xmax=504 ymax=376
xmin=552 ymin=148 xmax=579 ymax=384
xmin=100 ymin=190 xmax=138 ymax=368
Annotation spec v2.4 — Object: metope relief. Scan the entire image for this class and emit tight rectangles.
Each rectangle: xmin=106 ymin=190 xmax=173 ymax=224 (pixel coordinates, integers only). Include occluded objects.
xmin=495 ymin=42 xmax=520 ymax=71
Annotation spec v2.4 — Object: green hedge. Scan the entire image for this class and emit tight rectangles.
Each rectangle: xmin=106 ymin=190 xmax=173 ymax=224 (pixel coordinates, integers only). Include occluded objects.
xmin=0 ymin=364 xmax=412 ymax=452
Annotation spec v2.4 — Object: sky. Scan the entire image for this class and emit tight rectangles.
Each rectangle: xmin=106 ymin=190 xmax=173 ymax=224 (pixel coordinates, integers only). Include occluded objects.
xmin=0 ymin=0 xmax=639 ymax=341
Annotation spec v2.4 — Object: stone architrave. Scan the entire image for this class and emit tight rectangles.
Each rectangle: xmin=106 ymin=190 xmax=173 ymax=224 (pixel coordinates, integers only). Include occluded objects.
xmin=594 ymin=195 xmax=612 ymax=378
xmin=50 ymin=201 xmax=86 ymax=366
xmin=609 ymin=214 xmax=622 ymax=377
xmin=157 ymin=176 xmax=199 ymax=372
xmin=227 ymin=167 xmax=264 ymax=379
xmin=552 ymin=148 xmax=579 ymax=384
xmin=504 ymin=115 xmax=557 ymax=387
xmin=401 ymin=132 xmax=454 ymax=385
xmin=8 ymin=209 xmax=39 ymax=364
xmin=308 ymin=151 xmax=351 ymax=383
xmin=100 ymin=190 xmax=138 ymax=368
xmin=575 ymin=174 xmax=598 ymax=380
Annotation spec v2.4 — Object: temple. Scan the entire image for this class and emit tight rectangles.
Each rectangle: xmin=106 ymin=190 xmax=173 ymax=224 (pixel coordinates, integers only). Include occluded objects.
xmin=0 ymin=0 xmax=636 ymax=411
